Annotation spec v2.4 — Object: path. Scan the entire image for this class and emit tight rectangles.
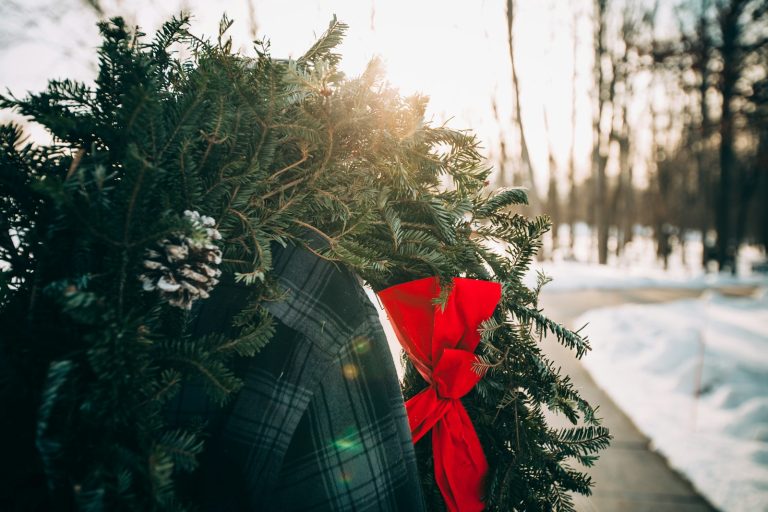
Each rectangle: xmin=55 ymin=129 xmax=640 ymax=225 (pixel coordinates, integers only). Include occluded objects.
xmin=537 ymin=287 xmax=751 ymax=512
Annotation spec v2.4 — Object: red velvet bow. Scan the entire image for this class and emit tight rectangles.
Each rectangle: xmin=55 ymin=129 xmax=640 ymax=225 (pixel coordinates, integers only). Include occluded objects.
xmin=378 ymin=277 xmax=502 ymax=512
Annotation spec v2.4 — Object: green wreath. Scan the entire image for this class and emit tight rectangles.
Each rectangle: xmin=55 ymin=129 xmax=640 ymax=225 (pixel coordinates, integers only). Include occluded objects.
xmin=0 ymin=16 xmax=609 ymax=511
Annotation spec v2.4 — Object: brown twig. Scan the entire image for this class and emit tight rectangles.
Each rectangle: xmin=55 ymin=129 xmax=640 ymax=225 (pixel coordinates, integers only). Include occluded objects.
xmin=270 ymin=148 xmax=309 ymax=181
xmin=292 ymin=219 xmax=336 ymax=247
xmin=66 ymin=148 xmax=86 ymax=180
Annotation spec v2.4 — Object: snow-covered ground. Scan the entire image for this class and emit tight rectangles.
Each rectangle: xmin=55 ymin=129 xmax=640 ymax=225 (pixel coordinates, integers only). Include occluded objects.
xmin=533 ymin=256 xmax=767 ymax=291
xmin=579 ymin=289 xmax=768 ymax=512
xmin=531 ymin=224 xmax=768 ymax=291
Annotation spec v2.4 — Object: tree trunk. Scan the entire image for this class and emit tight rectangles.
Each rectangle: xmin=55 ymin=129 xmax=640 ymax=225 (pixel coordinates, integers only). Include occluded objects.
xmin=492 ymin=99 xmax=512 ymax=187
xmin=715 ymin=0 xmax=747 ymax=273
xmin=592 ymin=0 xmax=609 ymax=264
xmin=735 ymin=164 xmax=759 ymax=252
xmin=543 ymin=107 xmax=560 ymax=259
xmin=506 ymin=0 xmax=542 ymax=215
xmin=547 ymin=154 xmax=560 ymax=258
xmin=758 ymin=126 xmax=768 ymax=252
xmin=568 ymin=10 xmax=579 ymax=254
xmin=695 ymin=3 xmax=713 ymax=269
xmin=616 ymin=133 xmax=631 ymax=255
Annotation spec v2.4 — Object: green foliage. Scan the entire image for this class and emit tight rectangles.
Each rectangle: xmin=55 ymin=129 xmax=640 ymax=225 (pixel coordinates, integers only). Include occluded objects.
xmin=0 ymin=14 xmax=609 ymax=512
xmin=401 ymin=196 xmax=610 ymax=510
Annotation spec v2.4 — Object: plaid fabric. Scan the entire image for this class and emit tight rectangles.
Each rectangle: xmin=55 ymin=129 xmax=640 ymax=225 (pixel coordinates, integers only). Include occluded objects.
xmin=168 ymin=243 xmax=425 ymax=511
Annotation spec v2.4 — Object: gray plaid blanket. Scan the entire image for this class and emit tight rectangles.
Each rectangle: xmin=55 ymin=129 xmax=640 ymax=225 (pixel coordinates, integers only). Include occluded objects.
xmin=168 ymin=242 xmax=426 ymax=511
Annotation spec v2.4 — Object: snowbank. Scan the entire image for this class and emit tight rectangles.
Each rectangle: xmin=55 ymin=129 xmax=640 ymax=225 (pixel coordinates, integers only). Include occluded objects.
xmin=579 ymin=289 xmax=768 ymax=512
xmin=529 ymin=231 xmax=768 ymax=291
xmin=531 ymin=259 xmax=768 ymax=291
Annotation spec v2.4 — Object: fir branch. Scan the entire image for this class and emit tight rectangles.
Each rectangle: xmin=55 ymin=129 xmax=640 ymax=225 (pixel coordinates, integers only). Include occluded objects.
xmin=215 ymin=313 xmax=275 ymax=357
xmin=297 ymin=16 xmax=348 ymax=67
xmin=156 ymin=429 xmax=204 ymax=473
xmin=509 ymin=303 xmax=591 ymax=358
xmin=168 ymin=355 xmax=242 ymax=405
xmin=474 ymin=187 xmax=529 ymax=217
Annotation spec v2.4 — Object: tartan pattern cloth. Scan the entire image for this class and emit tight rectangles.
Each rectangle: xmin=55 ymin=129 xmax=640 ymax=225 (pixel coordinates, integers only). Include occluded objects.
xmin=168 ymin=242 xmax=426 ymax=511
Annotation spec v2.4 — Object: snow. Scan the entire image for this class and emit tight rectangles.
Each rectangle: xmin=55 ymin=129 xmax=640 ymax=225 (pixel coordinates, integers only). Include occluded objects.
xmin=579 ymin=288 xmax=768 ymax=512
xmin=528 ymin=224 xmax=768 ymax=291
xmin=532 ymin=257 xmax=767 ymax=291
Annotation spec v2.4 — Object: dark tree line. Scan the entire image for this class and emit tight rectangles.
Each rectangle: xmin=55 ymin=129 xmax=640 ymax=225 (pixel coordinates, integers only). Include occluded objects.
xmin=502 ymin=0 xmax=768 ymax=271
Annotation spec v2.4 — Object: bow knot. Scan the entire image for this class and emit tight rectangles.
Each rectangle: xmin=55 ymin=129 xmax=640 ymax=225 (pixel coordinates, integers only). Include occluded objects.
xmin=433 ymin=348 xmax=483 ymax=400
xmin=379 ymin=277 xmax=501 ymax=512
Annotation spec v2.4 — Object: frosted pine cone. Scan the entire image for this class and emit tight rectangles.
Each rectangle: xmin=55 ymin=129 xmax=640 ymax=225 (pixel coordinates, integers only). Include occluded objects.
xmin=139 ymin=211 xmax=223 ymax=309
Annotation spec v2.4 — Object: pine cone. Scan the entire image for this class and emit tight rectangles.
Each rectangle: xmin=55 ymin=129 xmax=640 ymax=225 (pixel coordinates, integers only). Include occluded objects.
xmin=139 ymin=211 xmax=223 ymax=309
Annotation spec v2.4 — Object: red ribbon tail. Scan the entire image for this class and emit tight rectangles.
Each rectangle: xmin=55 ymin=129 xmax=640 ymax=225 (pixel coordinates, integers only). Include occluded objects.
xmin=432 ymin=403 xmax=488 ymax=512
xmin=378 ymin=277 xmax=500 ymax=511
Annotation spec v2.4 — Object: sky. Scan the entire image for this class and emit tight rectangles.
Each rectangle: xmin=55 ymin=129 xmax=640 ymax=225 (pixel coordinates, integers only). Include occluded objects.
xmin=0 ymin=0 xmax=614 ymax=193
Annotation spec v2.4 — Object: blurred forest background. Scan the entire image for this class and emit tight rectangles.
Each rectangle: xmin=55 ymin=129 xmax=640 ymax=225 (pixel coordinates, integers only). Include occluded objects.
xmin=1 ymin=0 xmax=766 ymax=275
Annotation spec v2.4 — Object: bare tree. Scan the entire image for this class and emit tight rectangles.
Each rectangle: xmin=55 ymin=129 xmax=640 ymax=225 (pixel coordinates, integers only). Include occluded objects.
xmin=568 ymin=8 xmax=580 ymax=254
xmin=686 ymin=0 xmax=768 ymax=270
xmin=506 ymin=0 xmax=542 ymax=215
xmin=245 ymin=0 xmax=259 ymax=40
xmin=610 ymin=6 xmax=641 ymax=257
xmin=543 ymin=107 xmax=561 ymax=258
xmin=492 ymin=98 xmax=513 ymax=186
xmin=591 ymin=0 xmax=611 ymax=264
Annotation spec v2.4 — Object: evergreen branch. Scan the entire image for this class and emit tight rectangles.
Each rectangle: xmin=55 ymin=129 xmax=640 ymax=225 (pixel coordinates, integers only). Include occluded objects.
xmin=35 ymin=360 xmax=74 ymax=490
xmin=474 ymin=187 xmax=529 ymax=218
xmin=225 ymin=205 xmax=269 ymax=268
xmin=140 ymin=369 xmax=182 ymax=407
xmin=122 ymin=145 xmax=158 ymax=245
xmin=297 ymin=16 xmax=348 ymax=67
xmin=472 ymin=346 xmax=510 ymax=377
xmin=509 ymin=303 xmax=591 ymax=358
xmin=215 ymin=313 xmax=275 ymax=357
xmin=197 ymin=97 xmax=227 ymax=176
xmin=158 ymin=88 xmax=207 ymax=159
xmin=150 ymin=15 xmax=191 ymax=59
xmin=168 ymin=355 xmax=241 ymax=403
xmin=552 ymin=426 xmax=612 ymax=453
xmin=156 ymin=429 xmax=204 ymax=473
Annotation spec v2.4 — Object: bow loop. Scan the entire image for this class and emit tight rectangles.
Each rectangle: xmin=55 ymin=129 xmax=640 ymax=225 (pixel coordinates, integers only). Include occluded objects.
xmin=378 ymin=277 xmax=501 ymax=512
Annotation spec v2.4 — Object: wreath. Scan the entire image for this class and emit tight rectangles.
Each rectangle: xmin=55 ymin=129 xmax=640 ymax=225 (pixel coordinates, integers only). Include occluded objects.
xmin=0 ymin=16 xmax=609 ymax=511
